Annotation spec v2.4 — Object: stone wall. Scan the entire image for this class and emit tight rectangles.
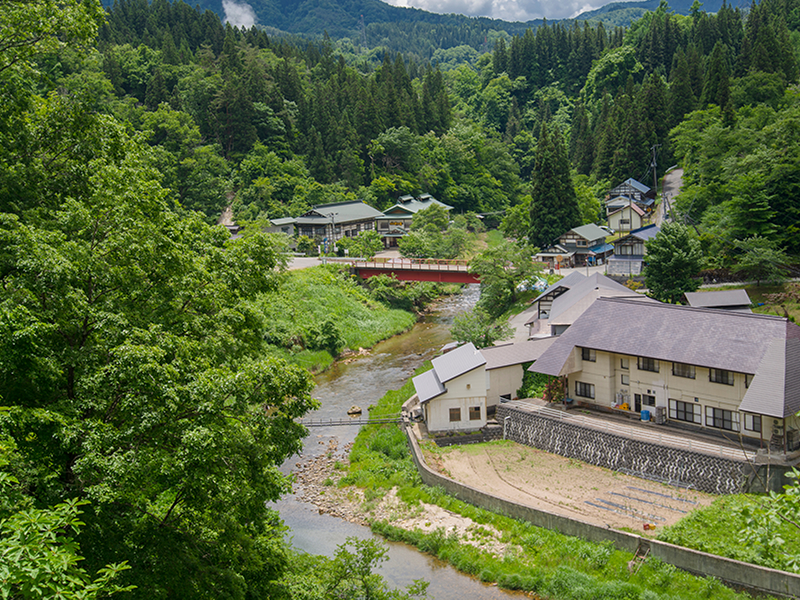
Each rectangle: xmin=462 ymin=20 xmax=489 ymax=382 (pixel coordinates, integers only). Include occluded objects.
xmin=433 ymin=426 xmax=503 ymax=447
xmin=403 ymin=418 xmax=800 ymax=598
xmin=496 ymin=405 xmax=747 ymax=495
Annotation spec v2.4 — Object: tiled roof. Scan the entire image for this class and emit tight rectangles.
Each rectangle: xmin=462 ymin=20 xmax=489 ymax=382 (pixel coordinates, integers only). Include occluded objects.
xmin=379 ymin=197 xmax=452 ymax=217
xmin=532 ymin=297 xmax=800 ymax=377
xmin=739 ymin=337 xmax=800 ymax=418
xmin=482 ymin=338 xmax=557 ymax=370
xmin=312 ymin=201 xmax=383 ymax=221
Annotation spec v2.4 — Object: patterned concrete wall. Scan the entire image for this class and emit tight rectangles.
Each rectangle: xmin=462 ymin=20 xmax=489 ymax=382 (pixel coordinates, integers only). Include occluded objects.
xmin=496 ymin=405 xmax=747 ymax=495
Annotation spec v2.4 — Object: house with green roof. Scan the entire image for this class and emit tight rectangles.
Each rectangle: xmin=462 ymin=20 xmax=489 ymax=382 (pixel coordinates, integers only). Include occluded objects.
xmin=376 ymin=194 xmax=452 ymax=248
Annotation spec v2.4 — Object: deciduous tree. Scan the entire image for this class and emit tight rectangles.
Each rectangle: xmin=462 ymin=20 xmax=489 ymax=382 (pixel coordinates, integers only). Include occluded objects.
xmin=643 ymin=222 xmax=703 ymax=303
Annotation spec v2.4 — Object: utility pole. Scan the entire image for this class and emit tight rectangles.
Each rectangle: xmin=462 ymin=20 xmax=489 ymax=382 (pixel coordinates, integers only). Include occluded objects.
xmin=650 ymin=144 xmax=661 ymax=198
xmin=359 ymin=15 xmax=367 ymax=49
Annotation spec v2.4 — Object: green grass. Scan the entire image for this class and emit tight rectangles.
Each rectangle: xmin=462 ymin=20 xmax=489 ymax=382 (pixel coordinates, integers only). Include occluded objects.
xmin=255 ymin=265 xmax=418 ymax=370
xmin=344 ymin=385 xmax=769 ymax=600
xmin=657 ymin=494 xmax=800 ymax=572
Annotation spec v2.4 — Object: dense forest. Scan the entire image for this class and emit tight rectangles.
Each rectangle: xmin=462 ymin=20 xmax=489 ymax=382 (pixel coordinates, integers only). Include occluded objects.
xmin=2 ymin=0 xmax=800 ymax=597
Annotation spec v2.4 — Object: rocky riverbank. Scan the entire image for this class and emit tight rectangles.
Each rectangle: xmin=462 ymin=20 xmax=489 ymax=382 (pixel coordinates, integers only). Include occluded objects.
xmin=291 ymin=438 xmax=510 ymax=557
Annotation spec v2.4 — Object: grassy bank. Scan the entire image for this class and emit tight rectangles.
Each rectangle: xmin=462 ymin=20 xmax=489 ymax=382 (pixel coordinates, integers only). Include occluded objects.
xmin=255 ymin=265 xmax=428 ymax=372
xmin=344 ymin=375 xmax=770 ymax=600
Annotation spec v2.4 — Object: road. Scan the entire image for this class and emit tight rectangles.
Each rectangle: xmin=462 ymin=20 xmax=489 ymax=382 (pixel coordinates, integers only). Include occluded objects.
xmin=658 ymin=167 xmax=684 ymax=225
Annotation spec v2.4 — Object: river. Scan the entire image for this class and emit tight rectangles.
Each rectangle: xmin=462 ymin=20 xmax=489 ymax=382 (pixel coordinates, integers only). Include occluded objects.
xmin=275 ymin=285 xmax=526 ymax=599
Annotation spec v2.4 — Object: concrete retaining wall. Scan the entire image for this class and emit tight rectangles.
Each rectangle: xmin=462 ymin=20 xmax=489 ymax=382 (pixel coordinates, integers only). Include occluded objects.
xmin=497 ymin=405 xmax=747 ymax=495
xmin=403 ymin=420 xmax=800 ymax=598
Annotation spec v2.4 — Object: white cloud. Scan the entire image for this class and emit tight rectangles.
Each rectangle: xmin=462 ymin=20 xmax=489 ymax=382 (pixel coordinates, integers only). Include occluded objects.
xmin=380 ymin=0 xmax=613 ymax=21
xmin=223 ymin=0 xmax=257 ymax=28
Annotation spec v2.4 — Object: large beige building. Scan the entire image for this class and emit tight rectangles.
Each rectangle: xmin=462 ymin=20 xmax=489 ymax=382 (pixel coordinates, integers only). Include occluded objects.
xmin=532 ymin=298 xmax=800 ymax=452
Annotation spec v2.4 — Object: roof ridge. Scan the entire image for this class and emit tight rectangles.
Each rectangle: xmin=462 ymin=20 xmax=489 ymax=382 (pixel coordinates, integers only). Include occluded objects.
xmin=596 ymin=297 xmax=786 ymax=322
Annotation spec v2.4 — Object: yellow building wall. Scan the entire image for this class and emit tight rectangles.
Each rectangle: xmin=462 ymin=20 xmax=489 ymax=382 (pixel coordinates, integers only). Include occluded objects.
xmin=566 ymin=349 xmax=763 ymax=440
xmin=425 ymin=366 xmax=487 ymax=432
xmin=486 ymin=365 xmax=524 ymax=406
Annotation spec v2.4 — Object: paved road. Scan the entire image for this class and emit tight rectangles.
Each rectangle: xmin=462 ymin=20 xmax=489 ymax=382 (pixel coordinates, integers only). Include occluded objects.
xmin=658 ymin=167 xmax=684 ymax=225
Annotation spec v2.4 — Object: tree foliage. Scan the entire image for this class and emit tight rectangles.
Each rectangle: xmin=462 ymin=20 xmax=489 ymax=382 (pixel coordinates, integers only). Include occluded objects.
xmin=451 ymin=308 xmax=514 ymax=348
xmin=469 ymin=241 xmax=542 ymax=317
xmin=644 ymin=222 xmax=703 ymax=303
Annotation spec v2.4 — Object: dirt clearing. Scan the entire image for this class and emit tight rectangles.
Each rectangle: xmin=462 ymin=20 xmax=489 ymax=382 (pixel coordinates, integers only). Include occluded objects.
xmin=424 ymin=440 xmax=715 ymax=534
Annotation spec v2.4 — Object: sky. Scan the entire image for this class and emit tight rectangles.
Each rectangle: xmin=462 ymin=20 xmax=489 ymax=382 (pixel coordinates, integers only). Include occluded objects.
xmin=381 ymin=0 xmax=613 ymax=21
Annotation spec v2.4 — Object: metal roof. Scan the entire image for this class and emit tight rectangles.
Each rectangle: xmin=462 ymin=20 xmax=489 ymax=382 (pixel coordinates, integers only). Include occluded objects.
xmin=413 ymin=369 xmax=446 ymax=403
xmin=684 ymin=289 xmax=751 ymax=309
xmin=588 ymin=242 xmax=614 ymax=254
xmin=413 ymin=342 xmax=486 ymax=404
xmin=570 ymin=223 xmax=609 ymax=241
xmin=612 ymin=178 xmax=651 ymax=195
xmin=482 ymin=338 xmax=557 ymax=370
xmin=431 ymin=341 xmax=485 ymax=383
xmin=297 ymin=201 xmax=383 ymax=225
xmin=614 ymin=224 xmax=661 ymax=244
xmin=608 ymin=203 xmax=645 ymax=217
xmin=378 ymin=197 xmax=452 ymax=217
xmin=532 ymin=271 xmax=586 ymax=305
xmin=532 ymin=297 xmax=800 ymax=377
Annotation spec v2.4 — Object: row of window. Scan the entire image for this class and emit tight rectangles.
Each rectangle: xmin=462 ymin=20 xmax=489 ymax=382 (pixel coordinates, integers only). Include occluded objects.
xmin=580 ymin=348 xmax=740 ymax=386
xmin=571 ymin=390 xmax=762 ymax=433
xmin=449 ymin=407 xmax=482 ymax=422
xmin=668 ymin=399 xmax=762 ymax=433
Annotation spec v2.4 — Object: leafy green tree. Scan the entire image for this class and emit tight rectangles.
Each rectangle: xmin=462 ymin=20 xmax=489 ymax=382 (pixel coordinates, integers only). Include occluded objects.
xmin=469 ymin=240 xmax=542 ymax=317
xmin=731 ymin=236 xmax=790 ymax=286
xmin=528 ymin=122 xmax=581 ymax=249
xmin=644 ymin=222 xmax=703 ymax=303
xmin=411 ymin=204 xmax=450 ymax=231
xmin=0 ymin=104 xmax=316 ymax=598
xmin=451 ymin=308 xmax=513 ymax=348
xmin=739 ymin=466 xmax=800 ymax=573
xmin=0 ymin=491 xmax=133 ymax=599
xmin=352 ymin=230 xmax=384 ymax=259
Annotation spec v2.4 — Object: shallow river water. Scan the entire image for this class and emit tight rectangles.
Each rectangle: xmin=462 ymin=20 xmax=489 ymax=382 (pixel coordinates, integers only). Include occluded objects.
xmin=274 ymin=285 xmax=526 ymax=599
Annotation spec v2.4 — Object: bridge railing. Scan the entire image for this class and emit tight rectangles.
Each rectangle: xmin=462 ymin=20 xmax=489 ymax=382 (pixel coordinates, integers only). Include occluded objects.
xmin=333 ymin=257 xmax=471 ymax=271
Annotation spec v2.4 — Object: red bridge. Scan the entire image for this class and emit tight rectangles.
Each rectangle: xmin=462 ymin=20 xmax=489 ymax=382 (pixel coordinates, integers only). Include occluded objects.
xmin=330 ymin=258 xmax=480 ymax=283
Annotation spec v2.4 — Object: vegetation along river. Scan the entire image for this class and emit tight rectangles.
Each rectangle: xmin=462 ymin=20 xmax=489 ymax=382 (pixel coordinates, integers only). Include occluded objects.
xmin=275 ymin=285 xmax=525 ymax=599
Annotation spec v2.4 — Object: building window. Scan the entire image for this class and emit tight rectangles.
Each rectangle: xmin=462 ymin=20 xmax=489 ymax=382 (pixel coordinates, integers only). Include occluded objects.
xmin=744 ymin=414 xmax=762 ymax=433
xmin=575 ymin=381 xmax=595 ymax=399
xmin=620 ymin=358 xmax=629 ymax=370
xmin=642 ymin=394 xmax=655 ymax=406
xmin=581 ymin=348 xmax=596 ymax=362
xmin=669 ymin=399 xmax=702 ymax=424
xmin=672 ymin=362 xmax=696 ymax=379
xmin=618 ymin=245 xmax=633 ymax=255
xmin=469 ymin=406 xmax=481 ymax=421
xmin=620 ymin=219 xmax=630 ymax=225
xmin=576 ymin=240 xmax=587 ymax=247
xmin=621 ymin=374 xmax=629 ymax=386
xmin=449 ymin=408 xmax=461 ymax=422
xmin=745 ymin=374 xmax=753 ymax=388
xmin=706 ymin=407 xmax=740 ymax=432
xmin=638 ymin=357 xmax=659 ymax=373
xmin=710 ymin=368 xmax=735 ymax=385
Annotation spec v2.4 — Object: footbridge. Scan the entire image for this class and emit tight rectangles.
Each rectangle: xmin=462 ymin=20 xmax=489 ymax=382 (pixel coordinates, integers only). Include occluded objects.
xmin=329 ymin=258 xmax=479 ymax=283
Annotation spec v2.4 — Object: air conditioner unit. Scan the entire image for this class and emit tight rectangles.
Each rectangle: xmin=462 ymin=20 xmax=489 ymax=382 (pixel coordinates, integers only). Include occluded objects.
xmin=787 ymin=429 xmax=800 ymax=451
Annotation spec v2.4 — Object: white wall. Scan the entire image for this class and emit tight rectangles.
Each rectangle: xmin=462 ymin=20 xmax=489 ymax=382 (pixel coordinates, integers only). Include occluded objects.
xmin=425 ymin=366 xmax=487 ymax=432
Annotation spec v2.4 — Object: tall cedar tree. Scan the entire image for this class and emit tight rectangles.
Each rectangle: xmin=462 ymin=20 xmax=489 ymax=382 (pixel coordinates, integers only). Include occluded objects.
xmin=529 ymin=121 xmax=581 ymax=249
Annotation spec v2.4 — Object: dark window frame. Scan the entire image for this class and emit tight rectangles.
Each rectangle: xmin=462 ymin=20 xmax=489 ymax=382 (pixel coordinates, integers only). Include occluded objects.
xmin=709 ymin=368 xmax=735 ymax=385
xmin=638 ymin=357 xmax=659 ymax=373
xmin=449 ymin=408 xmax=461 ymax=422
xmin=672 ymin=362 xmax=696 ymax=379
xmin=469 ymin=406 xmax=481 ymax=421
xmin=581 ymin=347 xmax=596 ymax=362
xmin=575 ymin=381 xmax=595 ymax=399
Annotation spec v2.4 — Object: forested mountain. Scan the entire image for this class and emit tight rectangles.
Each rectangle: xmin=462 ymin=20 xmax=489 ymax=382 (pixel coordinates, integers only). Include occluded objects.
xmin=3 ymin=0 xmax=800 ymax=596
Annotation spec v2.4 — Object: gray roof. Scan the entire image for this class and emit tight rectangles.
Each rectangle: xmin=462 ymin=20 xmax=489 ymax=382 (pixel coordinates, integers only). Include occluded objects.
xmin=482 ymin=338 xmax=557 ymax=370
xmin=684 ymin=289 xmax=751 ymax=309
xmin=570 ymin=223 xmax=609 ymax=241
xmin=614 ymin=224 xmax=661 ymax=245
xmin=532 ymin=271 xmax=586 ymax=305
xmin=413 ymin=342 xmax=486 ymax=404
xmin=532 ymin=297 xmax=800 ymax=378
xmin=413 ymin=369 xmax=446 ymax=403
xmin=433 ymin=342 xmax=485 ymax=382
xmin=612 ymin=178 xmax=651 ymax=195
xmin=547 ymin=273 xmax=637 ymax=323
xmin=269 ymin=217 xmax=295 ymax=226
xmin=378 ymin=197 xmax=452 ymax=218
xmin=297 ymin=201 xmax=383 ymax=225
xmin=739 ymin=337 xmax=800 ymax=418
